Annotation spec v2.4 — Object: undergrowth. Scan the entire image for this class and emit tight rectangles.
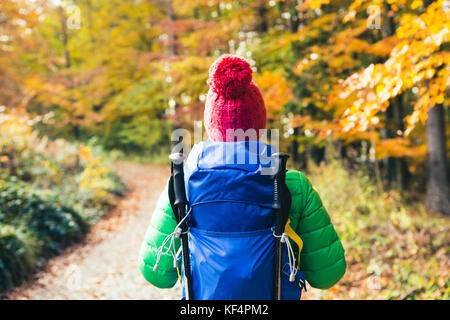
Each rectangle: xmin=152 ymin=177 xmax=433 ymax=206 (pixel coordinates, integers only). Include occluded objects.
xmin=305 ymin=161 xmax=449 ymax=300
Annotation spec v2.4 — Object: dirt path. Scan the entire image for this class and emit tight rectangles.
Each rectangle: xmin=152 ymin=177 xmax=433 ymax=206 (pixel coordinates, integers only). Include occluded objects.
xmin=7 ymin=161 xmax=320 ymax=300
xmin=7 ymin=162 xmax=180 ymax=300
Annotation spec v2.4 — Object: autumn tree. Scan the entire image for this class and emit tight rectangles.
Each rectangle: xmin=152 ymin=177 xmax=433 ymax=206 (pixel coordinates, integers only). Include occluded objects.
xmin=335 ymin=0 xmax=449 ymax=214
xmin=0 ymin=0 xmax=46 ymax=109
xmin=5 ymin=0 xmax=448 ymax=214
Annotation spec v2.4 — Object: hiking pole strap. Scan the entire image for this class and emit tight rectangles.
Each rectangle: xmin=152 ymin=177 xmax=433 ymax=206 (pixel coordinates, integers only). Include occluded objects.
xmin=169 ymin=153 xmax=194 ymax=300
xmin=272 ymin=152 xmax=291 ymax=300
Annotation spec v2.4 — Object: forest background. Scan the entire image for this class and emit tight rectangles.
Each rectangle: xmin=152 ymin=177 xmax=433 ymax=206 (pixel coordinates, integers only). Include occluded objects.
xmin=0 ymin=0 xmax=449 ymax=299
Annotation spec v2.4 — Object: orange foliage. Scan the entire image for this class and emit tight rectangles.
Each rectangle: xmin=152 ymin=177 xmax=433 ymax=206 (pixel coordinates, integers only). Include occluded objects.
xmin=255 ymin=72 xmax=293 ymax=120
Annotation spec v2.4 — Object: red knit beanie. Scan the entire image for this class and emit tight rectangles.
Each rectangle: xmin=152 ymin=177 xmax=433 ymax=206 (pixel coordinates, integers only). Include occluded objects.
xmin=204 ymin=54 xmax=266 ymax=142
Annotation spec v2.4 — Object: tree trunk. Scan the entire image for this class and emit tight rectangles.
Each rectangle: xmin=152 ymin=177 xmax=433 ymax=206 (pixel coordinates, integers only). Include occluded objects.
xmin=257 ymin=1 xmax=268 ymax=33
xmin=388 ymin=95 xmax=408 ymax=192
xmin=425 ymin=104 xmax=450 ymax=215
xmin=166 ymin=0 xmax=177 ymax=56
xmin=59 ymin=6 xmax=71 ymax=68
xmin=288 ymin=0 xmax=300 ymax=33
xmin=382 ymin=2 xmax=408 ymax=192
xmin=311 ymin=145 xmax=325 ymax=165
xmin=422 ymin=0 xmax=448 ymax=215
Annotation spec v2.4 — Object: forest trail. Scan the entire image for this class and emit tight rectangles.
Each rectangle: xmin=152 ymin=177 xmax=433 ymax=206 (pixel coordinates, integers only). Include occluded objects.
xmin=7 ymin=161 xmax=320 ymax=300
xmin=7 ymin=162 xmax=180 ymax=300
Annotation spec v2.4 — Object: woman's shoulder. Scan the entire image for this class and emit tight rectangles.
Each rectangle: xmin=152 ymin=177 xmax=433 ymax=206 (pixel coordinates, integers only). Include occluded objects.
xmin=286 ymin=170 xmax=312 ymax=196
xmin=285 ymin=170 xmax=313 ymax=219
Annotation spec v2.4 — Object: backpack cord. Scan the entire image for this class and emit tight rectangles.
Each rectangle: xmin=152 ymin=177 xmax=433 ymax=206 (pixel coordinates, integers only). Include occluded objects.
xmin=273 ymin=230 xmax=297 ymax=282
xmin=153 ymin=208 xmax=192 ymax=272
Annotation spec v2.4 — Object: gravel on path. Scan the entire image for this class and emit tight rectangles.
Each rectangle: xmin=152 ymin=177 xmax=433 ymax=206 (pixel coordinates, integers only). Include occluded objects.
xmin=7 ymin=162 xmax=180 ymax=300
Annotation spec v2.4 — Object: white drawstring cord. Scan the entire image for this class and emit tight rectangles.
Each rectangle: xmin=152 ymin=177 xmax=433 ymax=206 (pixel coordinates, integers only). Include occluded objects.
xmin=273 ymin=230 xmax=297 ymax=282
xmin=153 ymin=208 xmax=192 ymax=272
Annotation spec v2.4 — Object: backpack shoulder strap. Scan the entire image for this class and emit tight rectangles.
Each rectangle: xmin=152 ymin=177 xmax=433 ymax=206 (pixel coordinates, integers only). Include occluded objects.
xmin=285 ymin=218 xmax=303 ymax=269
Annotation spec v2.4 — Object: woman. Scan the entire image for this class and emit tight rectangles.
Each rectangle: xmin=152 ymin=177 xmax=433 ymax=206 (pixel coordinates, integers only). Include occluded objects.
xmin=138 ymin=54 xmax=346 ymax=299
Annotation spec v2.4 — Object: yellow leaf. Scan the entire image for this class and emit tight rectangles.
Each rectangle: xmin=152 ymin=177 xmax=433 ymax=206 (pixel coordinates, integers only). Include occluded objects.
xmin=435 ymin=94 xmax=444 ymax=104
xmin=411 ymin=0 xmax=422 ymax=10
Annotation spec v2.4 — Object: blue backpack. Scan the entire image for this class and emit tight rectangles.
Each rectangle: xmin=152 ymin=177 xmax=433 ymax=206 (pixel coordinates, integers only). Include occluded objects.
xmin=167 ymin=140 xmax=306 ymax=300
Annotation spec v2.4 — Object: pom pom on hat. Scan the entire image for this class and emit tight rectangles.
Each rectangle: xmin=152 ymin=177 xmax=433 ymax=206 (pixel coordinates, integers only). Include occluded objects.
xmin=207 ymin=54 xmax=253 ymax=98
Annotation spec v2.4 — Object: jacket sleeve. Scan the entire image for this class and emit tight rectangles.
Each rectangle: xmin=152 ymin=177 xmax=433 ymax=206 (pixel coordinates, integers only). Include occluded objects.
xmin=138 ymin=179 xmax=180 ymax=288
xmin=286 ymin=170 xmax=346 ymax=289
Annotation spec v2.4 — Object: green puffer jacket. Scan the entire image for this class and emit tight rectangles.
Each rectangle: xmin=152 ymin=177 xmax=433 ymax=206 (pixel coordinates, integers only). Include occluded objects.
xmin=138 ymin=170 xmax=346 ymax=291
